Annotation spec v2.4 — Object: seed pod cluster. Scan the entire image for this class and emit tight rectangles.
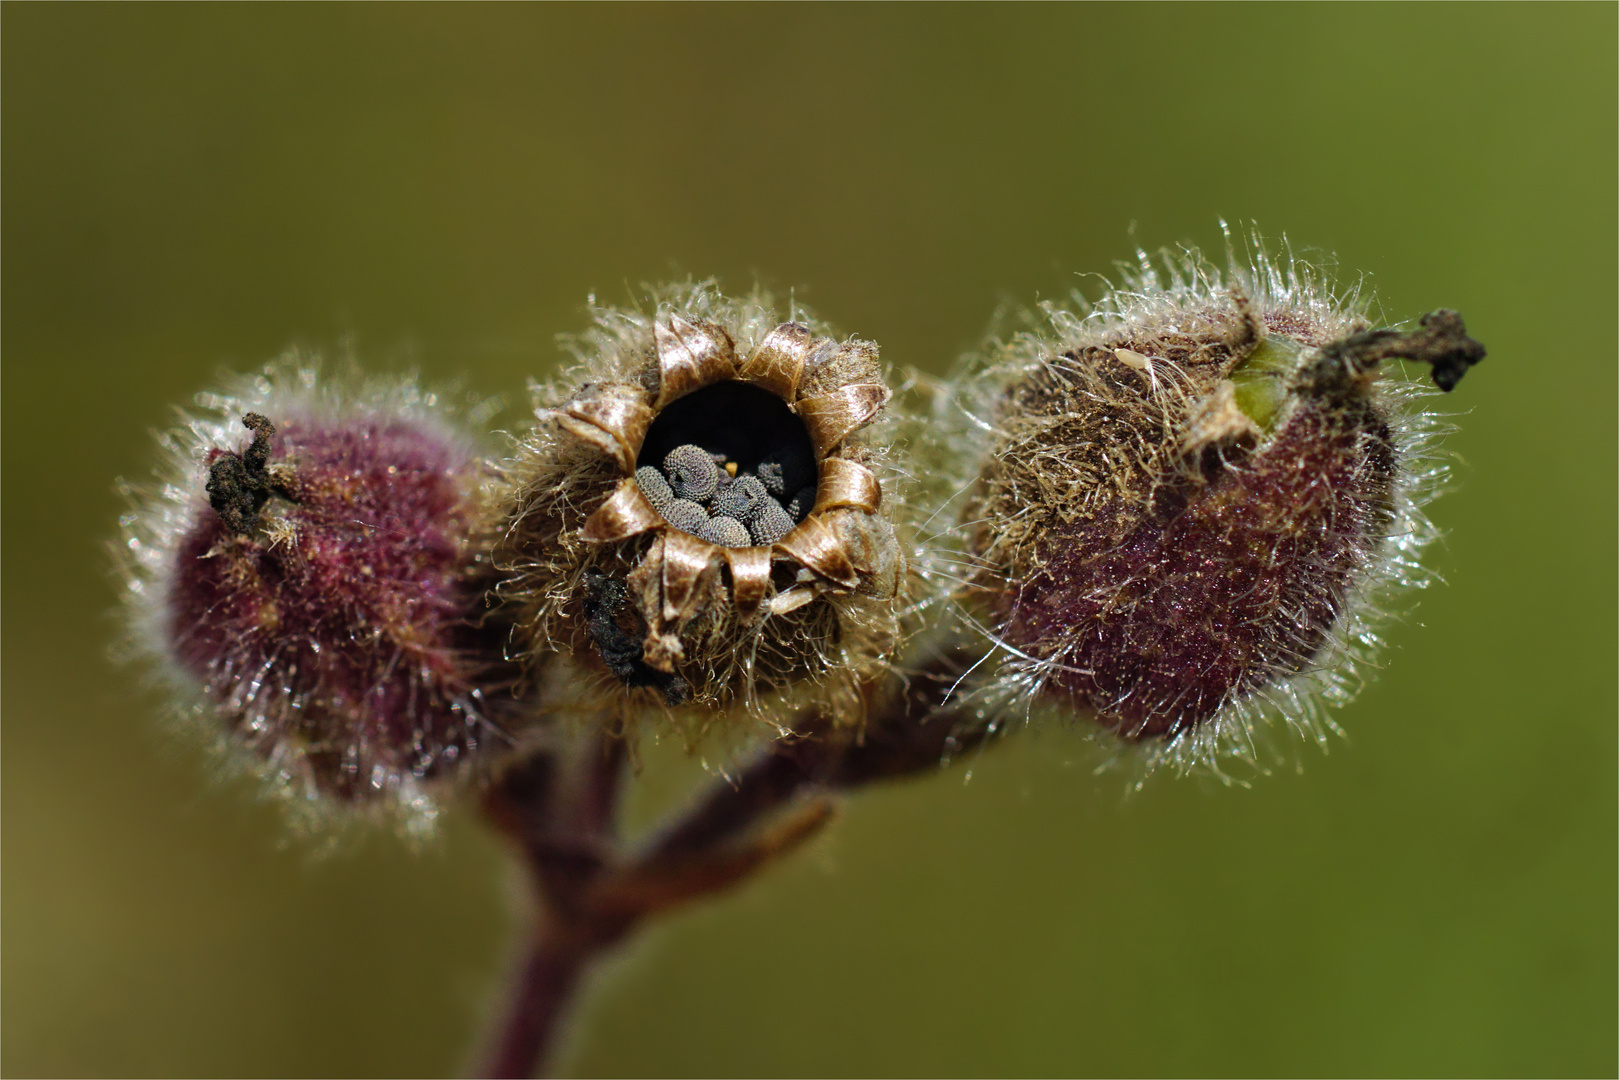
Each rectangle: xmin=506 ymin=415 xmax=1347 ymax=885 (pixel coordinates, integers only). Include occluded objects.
xmin=497 ymin=284 xmax=906 ymax=726
xmin=942 ymin=245 xmax=1482 ymax=778
xmin=115 ymin=254 xmax=1484 ymax=825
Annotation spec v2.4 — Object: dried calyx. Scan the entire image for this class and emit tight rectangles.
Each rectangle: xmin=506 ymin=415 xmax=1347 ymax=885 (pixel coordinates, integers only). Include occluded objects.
xmin=500 ymin=287 xmax=906 ymax=722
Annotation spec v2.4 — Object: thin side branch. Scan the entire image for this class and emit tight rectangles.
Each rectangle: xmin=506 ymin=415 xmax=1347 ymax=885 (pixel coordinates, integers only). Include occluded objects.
xmin=475 ymin=641 xmax=994 ymax=1078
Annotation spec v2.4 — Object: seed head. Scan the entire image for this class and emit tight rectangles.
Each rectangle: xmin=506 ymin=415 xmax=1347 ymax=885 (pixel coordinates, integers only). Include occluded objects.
xmin=115 ymin=361 xmax=521 ymax=831
xmin=498 ymin=284 xmax=906 ymax=729
xmin=942 ymin=239 xmax=1484 ymax=778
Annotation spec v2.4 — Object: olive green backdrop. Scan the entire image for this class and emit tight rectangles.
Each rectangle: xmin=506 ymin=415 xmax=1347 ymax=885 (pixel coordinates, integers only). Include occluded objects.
xmin=4 ymin=5 xmax=1614 ymax=1077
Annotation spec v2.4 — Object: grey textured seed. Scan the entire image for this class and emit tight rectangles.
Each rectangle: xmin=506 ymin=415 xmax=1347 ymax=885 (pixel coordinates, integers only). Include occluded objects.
xmin=663 ymin=444 xmax=719 ymax=501
xmin=756 ymin=460 xmax=787 ymax=496
xmin=662 ymin=497 xmax=710 ymax=535
xmin=699 ymin=515 xmax=752 ymax=548
xmin=713 ymin=475 xmax=768 ymax=522
xmin=709 ymin=471 xmax=738 ymax=512
xmin=786 ymin=484 xmax=817 ymax=522
xmin=635 ymin=465 xmax=675 ymax=512
xmin=760 ymin=446 xmax=815 ymax=497
xmin=750 ymin=498 xmax=796 ymax=545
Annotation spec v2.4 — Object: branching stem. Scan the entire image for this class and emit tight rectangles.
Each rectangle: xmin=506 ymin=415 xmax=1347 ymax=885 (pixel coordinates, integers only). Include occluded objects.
xmin=474 ymin=643 xmax=988 ymax=1078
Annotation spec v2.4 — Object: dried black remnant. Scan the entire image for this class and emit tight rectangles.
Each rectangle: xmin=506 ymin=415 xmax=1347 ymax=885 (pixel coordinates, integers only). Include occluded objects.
xmin=1305 ymin=309 xmax=1486 ymax=394
xmin=206 ymin=412 xmax=294 ymax=534
xmin=583 ymin=570 xmax=690 ymax=705
xmin=633 ymin=380 xmax=819 ymax=548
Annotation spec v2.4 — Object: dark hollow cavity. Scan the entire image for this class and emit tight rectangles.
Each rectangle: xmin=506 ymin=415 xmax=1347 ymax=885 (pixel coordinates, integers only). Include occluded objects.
xmin=637 ymin=381 xmax=819 ymax=547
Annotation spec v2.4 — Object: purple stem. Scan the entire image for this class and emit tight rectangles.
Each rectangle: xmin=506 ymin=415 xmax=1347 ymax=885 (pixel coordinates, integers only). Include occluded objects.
xmin=476 ymin=643 xmax=988 ymax=1077
xmin=647 ymin=644 xmax=985 ymax=861
xmin=478 ymin=924 xmax=598 ymax=1080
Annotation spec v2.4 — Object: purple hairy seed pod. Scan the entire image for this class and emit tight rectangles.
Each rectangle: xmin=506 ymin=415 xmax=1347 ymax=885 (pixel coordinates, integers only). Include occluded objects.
xmin=497 ymin=283 xmax=906 ymax=727
xmin=115 ymin=361 xmax=523 ymax=831
xmin=944 ymin=241 xmax=1485 ymax=778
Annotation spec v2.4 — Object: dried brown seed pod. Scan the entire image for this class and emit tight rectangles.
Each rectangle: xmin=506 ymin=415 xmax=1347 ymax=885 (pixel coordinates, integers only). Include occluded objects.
xmin=936 ymin=239 xmax=1483 ymax=780
xmin=498 ymin=284 xmax=906 ymax=727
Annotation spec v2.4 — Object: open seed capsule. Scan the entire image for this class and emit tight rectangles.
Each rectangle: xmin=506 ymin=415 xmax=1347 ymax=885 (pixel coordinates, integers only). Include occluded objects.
xmin=499 ymin=285 xmax=905 ymax=724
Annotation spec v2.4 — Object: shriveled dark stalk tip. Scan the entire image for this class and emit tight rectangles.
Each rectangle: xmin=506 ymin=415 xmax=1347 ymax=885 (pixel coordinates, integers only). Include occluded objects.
xmin=1308 ymin=308 xmax=1486 ymax=393
xmin=205 ymin=412 xmax=285 ymax=534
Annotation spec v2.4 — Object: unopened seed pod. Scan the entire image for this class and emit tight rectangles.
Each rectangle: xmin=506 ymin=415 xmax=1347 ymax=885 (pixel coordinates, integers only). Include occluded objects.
xmin=947 ymin=243 xmax=1484 ymax=777
xmin=116 ymin=361 xmax=522 ymax=831
xmin=498 ymin=284 xmax=906 ymax=725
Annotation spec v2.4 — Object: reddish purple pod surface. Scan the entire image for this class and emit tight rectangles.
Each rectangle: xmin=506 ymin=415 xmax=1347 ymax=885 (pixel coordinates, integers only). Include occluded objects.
xmin=958 ymin=248 xmax=1483 ymax=773
xmin=119 ymin=369 xmax=517 ymax=823
xmin=1001 ymin=377 xmax=1398 ymax=740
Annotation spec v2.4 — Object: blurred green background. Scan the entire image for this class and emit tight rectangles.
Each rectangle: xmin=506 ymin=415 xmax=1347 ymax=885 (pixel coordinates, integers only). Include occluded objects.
xmin=4 ymin=5 xmax=1614 ymax=1077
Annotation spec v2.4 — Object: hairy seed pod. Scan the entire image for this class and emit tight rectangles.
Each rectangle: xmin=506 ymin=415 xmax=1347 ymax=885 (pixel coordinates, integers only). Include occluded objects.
xmin=115 ymin=361 xmax=522 ymax=831
xmin=498 ymin=284 xmax=906 ymax=725
xmin=946 ymin=241 xmax=1484 ymax=777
